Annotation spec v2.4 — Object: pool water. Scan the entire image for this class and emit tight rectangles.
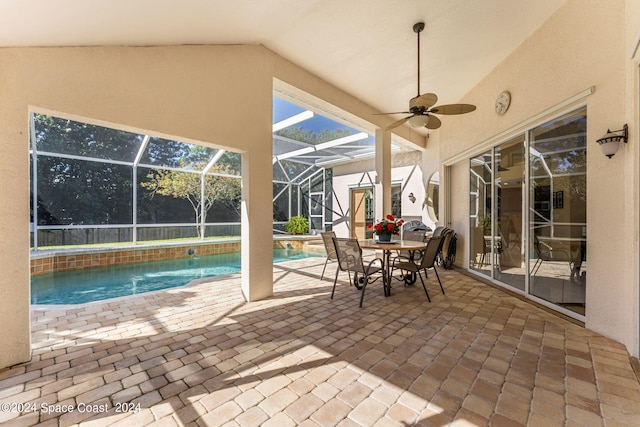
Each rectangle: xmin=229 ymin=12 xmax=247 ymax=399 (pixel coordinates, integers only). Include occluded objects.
xmin=31 ymin=248 xmax=321 ymax=305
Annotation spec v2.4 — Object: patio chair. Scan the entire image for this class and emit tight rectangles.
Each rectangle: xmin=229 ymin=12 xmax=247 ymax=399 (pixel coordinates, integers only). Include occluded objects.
xmin=440 ymin=229 xmax=457 ymax=270
xmin=391 ymin=228 xmax=427 ymax=285
xmin=394 ymin=229 xmax=427 ymax=262
xmin=436 ymin=228 xmax=452 ymax=266
xmin=331 ymin=237 xmax=385 ymax=308
xmin=432 ymin=226 xmax=448 ymax=237
xmin=532 ymin=234 xmax=573 ymax=276
xmin=391 ymin=235 xmax=445 ymax=302
xmin=473 ymin=226 xmax=501 ymax=270
xmin=320 ymin=231 xmax=340 ymax=281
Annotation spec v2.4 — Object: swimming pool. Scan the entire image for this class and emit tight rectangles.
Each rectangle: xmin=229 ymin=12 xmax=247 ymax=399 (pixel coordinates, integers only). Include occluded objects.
xmin=31 ymin=248 xmax=321 ymax=305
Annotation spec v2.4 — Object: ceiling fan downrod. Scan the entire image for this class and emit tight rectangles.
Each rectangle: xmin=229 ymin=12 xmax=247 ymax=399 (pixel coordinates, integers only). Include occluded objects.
xmin=375 ymin=20 xmax=475 ymax=132
xmin=413 ymin=22 xmax=425 ymax=96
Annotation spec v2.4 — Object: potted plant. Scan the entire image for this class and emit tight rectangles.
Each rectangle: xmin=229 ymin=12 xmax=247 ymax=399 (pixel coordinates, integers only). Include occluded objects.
xmin=481 ymin=216 xmax=492 ymax=235
xmin=369 ymin=214 xmax=404 ymax=242
xmin=285 ymin=216 xmax=309 ymax=235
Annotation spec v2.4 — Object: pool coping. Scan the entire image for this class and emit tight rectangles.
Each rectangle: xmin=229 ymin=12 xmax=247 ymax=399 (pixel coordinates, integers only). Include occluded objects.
xmin=30 ymin=235 xmax=324 ymax=276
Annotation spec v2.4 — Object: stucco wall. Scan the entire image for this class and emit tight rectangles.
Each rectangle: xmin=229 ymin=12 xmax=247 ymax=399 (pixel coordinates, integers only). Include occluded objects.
xmin=0 ymin=45 xmax=279 ymax=367
xmin=625 ymin=0 xmax=640 ymax=361
xmin=439 ymin=0 xmax=639 ymax=356
xmin=0 ymin=42 xmax=427 ymax=368
xmin=448 ymin=162 xmax=469 ymax=265
xmin=0 ymin=43 xmax=407 ymax=368
xmin=332 ymin=151 xmax=425 ymax=237
xmin=2 ymin=0 xmax=639 ymax=367
xmin=422 ymin=132 xmax=442 ymax=230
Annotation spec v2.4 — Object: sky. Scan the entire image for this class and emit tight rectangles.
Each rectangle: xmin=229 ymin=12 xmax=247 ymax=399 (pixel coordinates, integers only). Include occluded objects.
xmin=273 ymin=96 xmax=363 ymax=135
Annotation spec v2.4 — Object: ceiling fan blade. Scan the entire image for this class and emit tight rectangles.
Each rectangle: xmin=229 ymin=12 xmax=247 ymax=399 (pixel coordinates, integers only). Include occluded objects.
xmin=411 ymin=93 xmax=438 ymax=109
xmin=385 ymin=116 xmax=411 ymax=130
xmin=373 ymin=111 xmax=411 ymax=115
xmin=429 ymin=103 xmax=477 ymax=115
xmin=425 ymin=115 xmax=441 ymax=129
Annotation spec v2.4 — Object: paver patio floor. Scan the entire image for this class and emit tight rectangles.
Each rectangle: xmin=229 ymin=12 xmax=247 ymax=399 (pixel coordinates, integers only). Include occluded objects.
xmin=1 ymin=257 xmax=639 ymax=426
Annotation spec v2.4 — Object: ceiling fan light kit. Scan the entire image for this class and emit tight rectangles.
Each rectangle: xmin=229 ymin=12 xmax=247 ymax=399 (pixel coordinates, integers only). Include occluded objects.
xmin=409 ymin=115 xmax=430 ymax=128
xmin=379 ymin=22 xmax=476 ymax=131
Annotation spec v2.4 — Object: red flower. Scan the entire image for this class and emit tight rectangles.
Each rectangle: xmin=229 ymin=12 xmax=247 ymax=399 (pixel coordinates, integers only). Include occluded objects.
xmin=367 ymin=224 xmax=372 ymax=229
xmin=372 ymin=214 xmax=403 ymax=237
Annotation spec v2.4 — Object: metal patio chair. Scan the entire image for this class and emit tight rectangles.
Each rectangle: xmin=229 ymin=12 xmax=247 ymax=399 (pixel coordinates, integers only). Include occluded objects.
xmin=320 ymin=231 xmax=340 ymax=281
xmin=331 ymin=237 xmax=385 ymax=308
xmin=391 ymin=235 xmax=445 ymax=302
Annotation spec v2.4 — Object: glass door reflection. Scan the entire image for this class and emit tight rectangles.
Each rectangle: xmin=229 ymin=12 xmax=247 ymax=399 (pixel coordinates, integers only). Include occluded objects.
xmin=528 ymin=108 xmax=587 ymax=315
xmin=494 ymin=136 xmax=526 ymax=291
xmin=469 ymin=151 xmax=493 ymax=278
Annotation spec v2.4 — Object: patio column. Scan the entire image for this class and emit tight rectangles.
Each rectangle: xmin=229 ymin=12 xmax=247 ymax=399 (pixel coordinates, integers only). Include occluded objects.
xmin=375 ymin=129 xmax=392 ymax=220
xmin=241 ymin=142 xmax=274 ymax=301
xmin=0 ymin=109 xmax=30 ymax=368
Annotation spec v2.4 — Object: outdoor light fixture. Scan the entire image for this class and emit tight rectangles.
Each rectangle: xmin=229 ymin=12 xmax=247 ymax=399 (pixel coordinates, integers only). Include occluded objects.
xmin=596 ymin=124 xmax=628 ymax=158
xmin=408 ymin=192 xmax=416 ymax=203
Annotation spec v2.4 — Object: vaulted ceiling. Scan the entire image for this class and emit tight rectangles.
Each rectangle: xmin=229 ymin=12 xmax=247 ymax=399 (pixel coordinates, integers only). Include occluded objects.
xmin=1 ymin=0 xmax=567 ymax=126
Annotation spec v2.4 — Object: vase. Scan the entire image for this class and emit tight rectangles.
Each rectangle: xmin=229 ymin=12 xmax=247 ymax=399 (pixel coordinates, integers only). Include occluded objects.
xmin=378 ymin=233 xmax=391 ymax=242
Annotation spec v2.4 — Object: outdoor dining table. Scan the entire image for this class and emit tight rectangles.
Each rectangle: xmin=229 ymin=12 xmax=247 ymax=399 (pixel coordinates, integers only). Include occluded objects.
xmin=360 ymin=239 xmax=427 ymax=296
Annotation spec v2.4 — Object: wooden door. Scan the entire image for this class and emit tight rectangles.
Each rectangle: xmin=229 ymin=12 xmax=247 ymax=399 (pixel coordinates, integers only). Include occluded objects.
xmin=351 ymin=189 xmax=367 ymax=239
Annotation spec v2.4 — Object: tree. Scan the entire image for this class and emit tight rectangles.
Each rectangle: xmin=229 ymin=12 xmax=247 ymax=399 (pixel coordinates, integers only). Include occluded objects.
xmin=32 ymin=114 xmax=137 ymax=225
xmin=31 ymin=113 xmax=243 ymax=235
xmin=141 ymin=163 xmax=241 ymax=238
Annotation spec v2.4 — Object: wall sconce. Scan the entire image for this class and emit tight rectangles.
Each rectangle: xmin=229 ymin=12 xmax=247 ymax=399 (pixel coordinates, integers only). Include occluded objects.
xmin=596 ymin=124 xmax=628 ymax=158
xmin=408 ymin=192 xmax=416 ymax=203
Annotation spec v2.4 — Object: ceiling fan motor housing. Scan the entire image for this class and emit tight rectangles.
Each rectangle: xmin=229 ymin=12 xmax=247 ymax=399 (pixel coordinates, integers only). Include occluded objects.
xmin=409 ymin=95 xmax=434 ymax=111
xmin=409 ymin=99 xmax=426 ymax=114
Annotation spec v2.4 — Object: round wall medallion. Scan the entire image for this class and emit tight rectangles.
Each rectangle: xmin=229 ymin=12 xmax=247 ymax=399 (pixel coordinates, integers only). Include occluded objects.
xmin=495 ymin=90 xmax=511 ymax=115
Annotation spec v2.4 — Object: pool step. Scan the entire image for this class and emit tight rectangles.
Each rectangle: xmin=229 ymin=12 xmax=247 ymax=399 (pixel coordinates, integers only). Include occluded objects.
xmin=305 ymin=237 xmax=326 ymax=254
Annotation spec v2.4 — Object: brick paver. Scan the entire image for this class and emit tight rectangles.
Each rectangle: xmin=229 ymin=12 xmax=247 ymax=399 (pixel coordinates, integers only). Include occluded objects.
xmin=0 ymin=257 xmax=638 ymax=426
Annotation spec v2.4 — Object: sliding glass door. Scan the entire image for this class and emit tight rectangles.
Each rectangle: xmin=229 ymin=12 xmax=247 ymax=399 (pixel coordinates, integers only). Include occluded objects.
xmin=469 ymin=151 xmax=492 ymax=278
xmin=495 ymin=135 xmax=526 ymax=291
xmin=468 ymin=107 xmax=587 ymax=317
xmin=529 ymin=108 xmax=587 ymax=315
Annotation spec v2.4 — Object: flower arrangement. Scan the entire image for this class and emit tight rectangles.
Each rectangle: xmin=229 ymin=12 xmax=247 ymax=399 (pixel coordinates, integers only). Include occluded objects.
xmin=369 ymin=214 xmax=404 ymax=240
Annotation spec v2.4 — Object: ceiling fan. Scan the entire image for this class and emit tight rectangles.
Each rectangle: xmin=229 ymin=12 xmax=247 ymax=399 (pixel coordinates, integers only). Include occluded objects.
xmin=379 ymin=22 xmax=476 ymax=131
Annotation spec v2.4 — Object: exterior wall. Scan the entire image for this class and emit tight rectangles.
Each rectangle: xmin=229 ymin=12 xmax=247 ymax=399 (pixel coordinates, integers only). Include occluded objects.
xmin=0 ymin=45 xmax=277 ymax=367
xmin=332 ymin=151 xmax=425 ymax=238
xmin=3 ymin=0 xmax=639 ymax=366
xmin=332 ymin=159 xmax=376 ymax=239
xmin=422 ymin=133 xmax=442 ymax=230
xmin=439 ymin=0 xmax=639 ymax=357
xmin=448 ymin=162 xmax=469 ymax=265
xmin=0 ymin=44 xmax=413 ymax=368
xmin=625 ymin=0 xmax=640 ymax=362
